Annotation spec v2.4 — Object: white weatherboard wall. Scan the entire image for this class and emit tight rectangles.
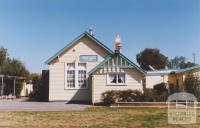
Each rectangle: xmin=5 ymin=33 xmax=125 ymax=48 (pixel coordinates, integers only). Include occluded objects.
xmin=93 ymin=68 xmax=144 ymax=103
xmin=48 ymin=36 xmax=110 ymax=101
xmin=146 ymin=75 xmax=168 ymax=88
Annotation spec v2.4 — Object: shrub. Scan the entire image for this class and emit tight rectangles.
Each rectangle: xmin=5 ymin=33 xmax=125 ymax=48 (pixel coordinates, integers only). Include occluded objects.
xmin=153 ymin=82 xmax=169 ymax=102
xmin=153 ymin=82 xmax=168 ymax=95
xmin=119 ymin=90 xmax=143 ymax=102
xmin=169 ymin=83 xmax=175 ymax=94
xmin=102 ymin=83 xmax=170 ymax=105
xmin=101 ymin=90 xmax=143 ymax=105
xmin=143 ymin=89 xmax=155 ymax=102
xmin=102 ymin=90 xmax=120 ymax=105
xmin=184 ymin=74 xmax=200 ymax=101
xmin=143 ymin=83 xmax=169 ymax=102
xmin=29 ymin=73 xmax=49 ymax=101
xmin=154 ymin=92 xmax=169 ymax=102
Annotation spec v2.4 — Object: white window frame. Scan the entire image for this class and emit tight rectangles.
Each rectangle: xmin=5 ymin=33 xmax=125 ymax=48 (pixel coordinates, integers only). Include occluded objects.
xmin=106 ymin=73 xmax=127 ymax=86
xmin=65 ymin=63 xmax=75 ymax=89
xmin=78 ymin=63 xmax=87 ymax=89
xmin=65 ymin=62 xmax=88 ymax=89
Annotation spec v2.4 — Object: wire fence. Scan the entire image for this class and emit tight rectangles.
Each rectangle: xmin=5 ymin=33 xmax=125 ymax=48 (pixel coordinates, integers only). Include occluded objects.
xmin=111 ymin=102 xmax=200 ymax=108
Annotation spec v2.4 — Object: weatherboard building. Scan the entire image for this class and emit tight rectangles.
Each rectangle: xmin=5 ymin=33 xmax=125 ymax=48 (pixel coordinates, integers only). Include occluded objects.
xmin=45 ymin=31 xmax=146 ymax=103
xmin=45 ymin=31 xmax=200 ymax=103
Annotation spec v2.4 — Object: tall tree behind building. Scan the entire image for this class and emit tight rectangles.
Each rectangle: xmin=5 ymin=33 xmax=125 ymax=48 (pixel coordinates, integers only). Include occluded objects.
xmin=168 ymin=56 xmax=196 ymax=69
xmin=136 ymin=48 xmax=168 ymax=71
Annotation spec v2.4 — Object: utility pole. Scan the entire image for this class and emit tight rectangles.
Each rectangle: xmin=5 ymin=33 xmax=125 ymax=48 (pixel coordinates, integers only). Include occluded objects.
xmin=192 ymin=53 xmax=196 ymax=63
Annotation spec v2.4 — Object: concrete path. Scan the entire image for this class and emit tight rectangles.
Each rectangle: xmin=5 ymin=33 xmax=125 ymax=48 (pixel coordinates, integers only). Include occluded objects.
xmin=0 ymin=100 xmax=90 ymax=111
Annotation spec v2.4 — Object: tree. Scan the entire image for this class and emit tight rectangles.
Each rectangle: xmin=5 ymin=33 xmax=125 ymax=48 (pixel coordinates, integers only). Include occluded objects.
xmin=136 ymin=48 xmax=168 ymax=70
xmin=168 ymin=56 xmax=196 ymax=69
xmin=0 ymin=47 xmax=8 ymax=73
xmin=184 ymin=74 xmax=200 ymax=101
xmin=2 ymin=58 xmax=29 ymax=77
xmin=0 ymin=46 xmax=29 ymax=97
xmin=0 ymin=47 xmax=7 ymax=65
xmin=29 ymin=73 xmax=49 ymax=101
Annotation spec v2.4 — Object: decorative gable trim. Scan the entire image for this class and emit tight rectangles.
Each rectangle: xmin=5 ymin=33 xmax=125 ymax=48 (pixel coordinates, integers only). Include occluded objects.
xmin=88 ymin=53 xmax=146 ymax=75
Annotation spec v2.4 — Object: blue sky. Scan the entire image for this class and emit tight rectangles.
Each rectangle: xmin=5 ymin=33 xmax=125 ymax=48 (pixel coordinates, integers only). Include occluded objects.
xmin=0 ymin=0 xmax=199 ymax=73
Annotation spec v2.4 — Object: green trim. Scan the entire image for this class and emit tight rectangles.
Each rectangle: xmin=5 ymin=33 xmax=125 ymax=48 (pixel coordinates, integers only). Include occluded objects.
xmin=88 ymin=53 xmax=146 ymax=75
xmin=45 ymin=31 xmax=114 ymax=64
xmin=107 ymin=72 xmax=127 ymax=74
xmin=119 ymin=53 xmax=146 ymax=74
xmin=175 ymin=65 xmax=200 ymax=74
xmin=88 ymin=54 xmax=113 ymax=74
xmin=98 ymin=66 xmax=133 ymax=68
xmin=120 ymin=57 xmax=122 ymax=65
xmin=93 ymin=72 xmax=126 ymax=75
xmin=146 ymin=73 xmax=169 ymax=76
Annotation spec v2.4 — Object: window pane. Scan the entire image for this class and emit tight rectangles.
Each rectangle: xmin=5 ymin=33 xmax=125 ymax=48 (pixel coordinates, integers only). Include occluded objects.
xmin=109 ymin=74 xmax=117 ymax=83
xmin=67 ymin=63 xmax=75 ymax=70
xmin=78 ymin=63 xmax=86 ymax=70
xmin=78 ymin=70 xmax=86 ymax=88
xmin=78 ymin=63 xmax=87 ymax=88
xmin=67 ymin=70 xmax=75 ymax=88
xmin=118 ymin=74 xmax=125 ymax=83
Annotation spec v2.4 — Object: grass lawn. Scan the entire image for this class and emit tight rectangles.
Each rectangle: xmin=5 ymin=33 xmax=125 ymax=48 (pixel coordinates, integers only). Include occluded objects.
xmin=0 ymin=107 xmax=199 ymax=128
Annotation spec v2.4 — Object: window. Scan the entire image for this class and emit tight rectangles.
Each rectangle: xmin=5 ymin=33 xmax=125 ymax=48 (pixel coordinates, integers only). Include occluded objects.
xmin=65 ymin=63 xmax=87 ymax=89
xmin=66 ymin=63 xmax=75 ymax=88
xmin=107 ymin=73 xmax=126 ymax=85
xmin=78 ymin=63 xmax=87 ymax=88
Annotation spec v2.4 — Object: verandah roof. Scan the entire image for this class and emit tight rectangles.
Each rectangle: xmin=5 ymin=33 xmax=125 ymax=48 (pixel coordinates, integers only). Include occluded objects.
xmin=0 ymin=75 xmax=25 ymax=97
xmin=0 ymin=75 xmax=25 ymax=79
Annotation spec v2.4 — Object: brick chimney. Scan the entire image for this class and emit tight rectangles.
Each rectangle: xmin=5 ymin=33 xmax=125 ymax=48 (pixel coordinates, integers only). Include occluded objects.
xmin=115 ymin=34 xmax=121 ymax=53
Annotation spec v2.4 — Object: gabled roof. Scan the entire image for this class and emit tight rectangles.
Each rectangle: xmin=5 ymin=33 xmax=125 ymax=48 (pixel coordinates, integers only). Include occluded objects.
xmin=45 ymin=31 xmax=114 ymax=64
xmin=88 ymin=53 xmax=146 ymax=75
xmin=174 ymin=64 xmax=200 ymax=74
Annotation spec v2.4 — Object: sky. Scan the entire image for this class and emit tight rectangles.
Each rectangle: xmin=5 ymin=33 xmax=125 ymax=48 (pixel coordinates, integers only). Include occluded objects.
xmin=0 ymin=0 xmax=199 ymax=73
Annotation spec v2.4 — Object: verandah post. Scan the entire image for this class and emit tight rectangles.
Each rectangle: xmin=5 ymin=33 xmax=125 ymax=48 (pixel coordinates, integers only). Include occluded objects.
xmin=13 ymin=79 xmax=16 ymax=97
xmin=1 ymin=77 xmax=3 ymax=96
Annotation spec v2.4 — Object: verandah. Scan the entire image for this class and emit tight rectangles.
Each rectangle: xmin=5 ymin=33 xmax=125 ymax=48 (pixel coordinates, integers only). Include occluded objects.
xmin=0 ymin=75 xmax=25 ymax=99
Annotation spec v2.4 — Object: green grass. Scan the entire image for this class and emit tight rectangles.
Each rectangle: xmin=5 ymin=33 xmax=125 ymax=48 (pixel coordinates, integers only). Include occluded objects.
xmin=0 ymin=107 xmax=200 ymax=128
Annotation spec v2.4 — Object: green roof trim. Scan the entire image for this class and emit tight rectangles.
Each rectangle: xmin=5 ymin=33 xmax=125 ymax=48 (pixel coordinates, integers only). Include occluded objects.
xmin=45 ymin=31 xmax=114 ymax=64
xmin=174 ymin=64 xmax=200 ymax=74
xmin=119 ymin=53 xmax=146 ymax=74
xmin=88 ymin=54 xmax=113 ymax=74
xmin=88 ymin=53 xmax=146 ymax=75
